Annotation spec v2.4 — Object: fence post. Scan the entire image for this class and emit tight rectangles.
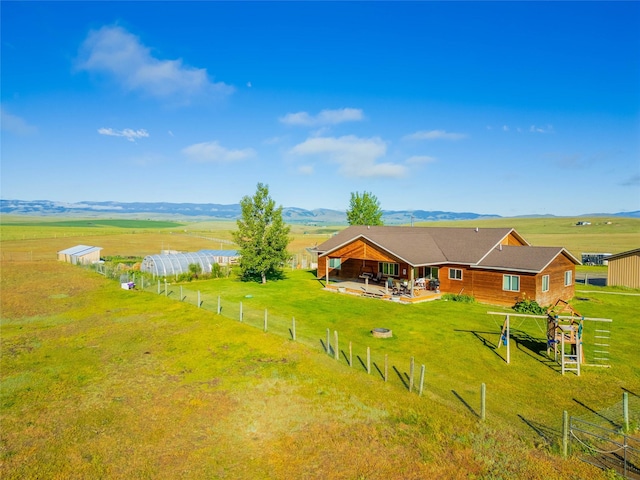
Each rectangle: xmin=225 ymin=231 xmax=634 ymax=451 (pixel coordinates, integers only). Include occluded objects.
xmin=326 ymin=328 xmax=330 ymax=355
xmin=366 ymin=347 xmax=371 ymax=374
xmin=562 ymin=410 xmax=569 ymax=458
xmin=217 ymin=296 xmax=221 ymax=314
xmin=481 ymin=383 xmax=486 ymax=421
xmin=409 ymin=357 xmax=415 ymax=392
xmin=623 ymin=392 xmax=629 ymax=433
xmin=158 ymin=280 xmax=160 ymax=294
xmin=180 ymin=285 xmax=183 ymax=301
xmin=334 ymin=331 xmax=339 ymax=361
xmin=384 ymin=354 xmax=388 ymax=382
xmin=349 ymin=342 xmax=353 ymax=367
xmin=197 ymin=291 xmax=201 ymax=308
xmin=419 ymin=365 xmax=425 ymax=396
xmin=240 ymin=301 xmax=243 ymax=322
xmin=292 ymin=317 xmax=296 ymax=341
xmin=164 ymin=280 xmax=168 ymax=297
xmin=264 ymin=309 xmax=268 ymax=332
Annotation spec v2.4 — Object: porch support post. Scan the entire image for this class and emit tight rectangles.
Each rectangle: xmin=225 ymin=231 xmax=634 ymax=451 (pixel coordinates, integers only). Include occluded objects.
xmin=410 ymin=266 xmax=415 ymax=297
xmin=326 ymin=257 xmax=329 ymax=286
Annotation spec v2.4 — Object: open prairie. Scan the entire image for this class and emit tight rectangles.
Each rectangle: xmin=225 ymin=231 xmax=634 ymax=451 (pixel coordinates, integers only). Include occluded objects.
xmin=1 ymin=216 xmax=639 ymax=479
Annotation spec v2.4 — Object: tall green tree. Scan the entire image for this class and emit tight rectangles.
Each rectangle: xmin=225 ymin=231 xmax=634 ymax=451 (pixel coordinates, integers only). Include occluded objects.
xmin=346 ymin=191 xmax=384 ymax=226
xmin=233 ymin=183 xmax=291 ymax=283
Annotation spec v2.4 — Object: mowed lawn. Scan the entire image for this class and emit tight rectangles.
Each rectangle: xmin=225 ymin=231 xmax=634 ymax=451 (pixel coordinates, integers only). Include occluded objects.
xmin=1 ymin=218 xmax=639 ymax=479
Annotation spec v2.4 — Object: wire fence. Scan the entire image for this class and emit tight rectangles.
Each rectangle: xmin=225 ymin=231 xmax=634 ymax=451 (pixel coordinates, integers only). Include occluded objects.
xmin=570 ymin=394 xmax=640 ymax=478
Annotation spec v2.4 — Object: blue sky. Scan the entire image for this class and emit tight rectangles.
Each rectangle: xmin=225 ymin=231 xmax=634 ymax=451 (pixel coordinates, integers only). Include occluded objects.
xmin=2 ymin=1 xmax=639 ymax=217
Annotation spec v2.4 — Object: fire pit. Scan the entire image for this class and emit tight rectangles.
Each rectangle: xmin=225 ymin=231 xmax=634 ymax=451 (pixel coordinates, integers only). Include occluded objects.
xmin=371 ymin=328 xmax=393 ymax=338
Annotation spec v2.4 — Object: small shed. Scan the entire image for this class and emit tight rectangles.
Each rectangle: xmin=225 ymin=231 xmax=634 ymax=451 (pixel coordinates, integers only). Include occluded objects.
xmin=57 ymin=245 xmax=103 ymax=265
xmin=607 ymin=248 xmax=640 ymax=289
xmin=140 ymin=250 xmax=239 ymax=277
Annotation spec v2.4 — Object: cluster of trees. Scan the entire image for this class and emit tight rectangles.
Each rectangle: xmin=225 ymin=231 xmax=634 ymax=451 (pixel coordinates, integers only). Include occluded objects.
xmin=233 ymin=184 xmax=384 ymax=284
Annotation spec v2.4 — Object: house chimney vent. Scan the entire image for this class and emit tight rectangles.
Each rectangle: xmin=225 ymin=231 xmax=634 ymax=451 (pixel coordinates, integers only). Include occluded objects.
xmin=499 ymin=244 xmax=503 ymax=251
xmin=475 ymin=227 xmax=479 ymax=232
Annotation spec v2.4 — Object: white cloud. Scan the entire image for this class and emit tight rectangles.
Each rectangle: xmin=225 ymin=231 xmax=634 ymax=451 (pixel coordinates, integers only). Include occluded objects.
xmin=403 ymin=129 xmax=467 ymax=141
xmin=1 ymin=107 xmax=37 ymax=135
xmin=182 ymin=141 xmax=255 ymax=163
xmin=406 ymin=155 xmax=436 ymax=165
xmin=502 ymin=125 xmax=509 ymax=132
xmin=298 ymin=165 xmax=314 ymax=175
xmin=280 ymin=108 xmax=364 ymax=127
xmin=76 ymin=25 xmax=233 ymax=101
xmin=289 ymin=135 xmax=406 ymax=178
xmin=530 ymin=124 xmax=554 ymax=133
xmin=98 ymin=127 xmax=149 ymax=142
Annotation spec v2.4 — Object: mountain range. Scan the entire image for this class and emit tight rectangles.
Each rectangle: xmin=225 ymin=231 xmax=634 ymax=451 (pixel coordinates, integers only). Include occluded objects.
xmin=1 ymin=199 xmax=638 ymax=224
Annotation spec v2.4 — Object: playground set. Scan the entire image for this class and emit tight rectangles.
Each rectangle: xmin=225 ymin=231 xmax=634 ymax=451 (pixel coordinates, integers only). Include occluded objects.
xmin=488 ymin=300 xmax=613 ymax=376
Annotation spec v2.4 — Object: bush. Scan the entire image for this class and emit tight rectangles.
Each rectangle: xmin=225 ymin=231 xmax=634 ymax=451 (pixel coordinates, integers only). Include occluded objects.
xmin=442 ymin=293 xmax=475 ymax=303
xmin=513 ymin=298 xmax=547 ymax=315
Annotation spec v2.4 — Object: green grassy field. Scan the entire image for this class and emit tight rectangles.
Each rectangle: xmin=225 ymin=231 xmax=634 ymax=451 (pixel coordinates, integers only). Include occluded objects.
xmin=1 ymin=216 xmax=639 ymax=479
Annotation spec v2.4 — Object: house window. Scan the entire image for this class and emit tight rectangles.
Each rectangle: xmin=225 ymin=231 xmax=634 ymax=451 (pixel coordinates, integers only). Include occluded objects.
xmin=329 ymin=258 xmax=341 ymax=269
xmin=379 ymin=262 xmax=399 ymax=276
xmin=423 ymin=267 xmax=439 ymax=279
xmin=542 ymin=275 xmax=550 ymax=292
xmin=564 ymin=270 xmax=573 ymax=286
xmin=449 ymin=268 xmax=462 ymax=280
xmin=503 ymin=274 xmax=520 ymax=292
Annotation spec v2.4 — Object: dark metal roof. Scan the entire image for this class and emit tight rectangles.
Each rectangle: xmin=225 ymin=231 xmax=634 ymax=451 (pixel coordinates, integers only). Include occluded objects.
xmin=606 ymin=248 xmax=640 ymax=261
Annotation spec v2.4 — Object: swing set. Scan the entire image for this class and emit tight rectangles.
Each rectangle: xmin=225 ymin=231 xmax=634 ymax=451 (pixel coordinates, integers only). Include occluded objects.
xmin=488 ymin=299 xmax=613 ymax=376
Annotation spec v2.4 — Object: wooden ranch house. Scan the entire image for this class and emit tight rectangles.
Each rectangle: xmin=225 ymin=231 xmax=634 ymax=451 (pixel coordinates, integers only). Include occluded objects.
xmin=315 ymin=226 xmax=580 ymax=306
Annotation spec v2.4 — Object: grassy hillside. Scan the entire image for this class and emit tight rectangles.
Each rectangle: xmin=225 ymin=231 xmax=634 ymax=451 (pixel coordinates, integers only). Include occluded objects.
xmin=1 ymin=216 xmax=638 ymax=478
xmin=3 ymin=259 xmax=629 ymax=479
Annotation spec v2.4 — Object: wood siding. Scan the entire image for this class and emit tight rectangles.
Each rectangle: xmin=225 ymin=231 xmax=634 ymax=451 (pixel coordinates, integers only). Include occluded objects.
xmin=435 ymin=254 xmax=576 ymax=307
xmin=608 ymin=252 xmax=640 ymax=289
xmin=318 ymin=238 xmax=400 ymax=280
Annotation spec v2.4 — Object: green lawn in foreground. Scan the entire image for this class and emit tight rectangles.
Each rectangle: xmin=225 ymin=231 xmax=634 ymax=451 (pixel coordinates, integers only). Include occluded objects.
xmin=2 ymin=259 xmax=617 ymax=479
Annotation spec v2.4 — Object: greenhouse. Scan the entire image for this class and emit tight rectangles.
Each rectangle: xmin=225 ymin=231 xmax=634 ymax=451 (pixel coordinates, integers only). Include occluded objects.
xmin=140 ymin=250 xmax=239 ymax=277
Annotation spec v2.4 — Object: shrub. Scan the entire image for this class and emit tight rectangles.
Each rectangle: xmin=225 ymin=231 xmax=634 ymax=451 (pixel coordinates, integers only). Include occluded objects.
xmin=513 ymin=297 xmax=547 ymax=315
xmin=442 ymin=293 xmax=475 ymax=303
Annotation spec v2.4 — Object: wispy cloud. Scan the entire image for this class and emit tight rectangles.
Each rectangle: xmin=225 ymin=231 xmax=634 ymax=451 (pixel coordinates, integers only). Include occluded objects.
xmin=406 ymin=155 xmax=436 ymax=165
xmin=76 ymin=25 xmax=233 ymax=101
xmin=289 ymin=135 xmax=405 ymax=178
xmin=1 ymin=107 xmax=37 ymax=135
xmin=297 ymin=165 xmax=314 ymax=175
xmin=621 ymin=174 xmax=640 ymax=187
xmin=182 ymin=141 xmax=255 ymax=163
xmin=403 ymin=129 xmax=467 ymax=141
xmin=530 ymin=124 xmax=554 ymax=134
xmin=98 ymin=127 xmax=149 ymax=142
xmin=280 ymin=108 xmax=364 ymax=127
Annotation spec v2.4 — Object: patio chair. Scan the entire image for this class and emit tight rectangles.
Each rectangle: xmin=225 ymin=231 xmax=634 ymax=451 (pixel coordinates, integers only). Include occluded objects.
xmin=371 ymin=271 xmax=383 ymax=283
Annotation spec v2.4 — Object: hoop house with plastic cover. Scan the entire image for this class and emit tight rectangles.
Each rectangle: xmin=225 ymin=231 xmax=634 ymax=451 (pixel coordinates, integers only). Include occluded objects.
xmin=140 ymin=250 xmax=239 ymax=277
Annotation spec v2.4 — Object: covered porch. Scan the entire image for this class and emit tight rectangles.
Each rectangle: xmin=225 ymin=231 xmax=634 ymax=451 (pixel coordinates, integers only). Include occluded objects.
xmin=323 ymin=276 xmax=442 ymax=304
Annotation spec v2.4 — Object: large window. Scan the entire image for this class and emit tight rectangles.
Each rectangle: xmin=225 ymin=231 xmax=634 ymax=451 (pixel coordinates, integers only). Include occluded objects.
xmin=449 ymin=268 xmax=462 ymax=280
xmin=328 ymin=258 xmax=341 ymax=269
xmin=564 ymin=270 xmax=573 ymax=286
xmin=423 ymin=267 xmax=439 ymax=279
xmin=379 ymin=262 xmax=399 ymax=276
xmin=503 ymin=274 xmax=520 ymax=292
xmin=542 ymin=275 xmax=549 ymax=292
